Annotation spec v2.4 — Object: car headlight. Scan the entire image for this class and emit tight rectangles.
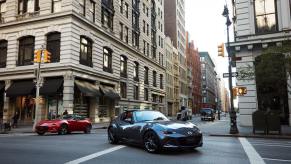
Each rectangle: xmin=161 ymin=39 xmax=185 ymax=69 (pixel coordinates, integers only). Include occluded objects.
xmin=193 ymin=126 xmax=201 ymax=133
xmin=162 ymin=130 xmax=176 ymax=135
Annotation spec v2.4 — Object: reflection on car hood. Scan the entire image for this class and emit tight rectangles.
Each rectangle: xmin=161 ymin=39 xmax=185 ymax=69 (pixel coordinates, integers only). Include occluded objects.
xmin=150 ymin=121 xmax=196 ymax=129
xmin=38 ymin=120 xmax=62 ymax=125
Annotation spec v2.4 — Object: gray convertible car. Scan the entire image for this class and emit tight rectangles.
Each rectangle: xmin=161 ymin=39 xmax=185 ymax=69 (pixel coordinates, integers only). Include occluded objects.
xmin=107 ymin=110 xmax=203 ymax=153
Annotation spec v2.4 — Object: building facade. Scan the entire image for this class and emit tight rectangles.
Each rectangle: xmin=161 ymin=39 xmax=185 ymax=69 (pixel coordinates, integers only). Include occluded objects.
xmin=0 ymin=0 xmax=166 ymax=124
xmin=165 ymin=37 xmax=174 ymax=116
xmin=199 ymin=52 xmax=216 ymax=110
xmin=230 ymin=0 xmax=291 ymax=126
xmin=164 ymin=0 xmax=187 ymax=109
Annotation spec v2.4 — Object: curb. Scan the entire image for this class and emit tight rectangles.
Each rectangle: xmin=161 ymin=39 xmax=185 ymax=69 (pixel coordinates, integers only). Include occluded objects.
xmin=209 ymin=133 xmax=291 ymax=139
xmin=93 ymin=126 xmax=108 ymax=129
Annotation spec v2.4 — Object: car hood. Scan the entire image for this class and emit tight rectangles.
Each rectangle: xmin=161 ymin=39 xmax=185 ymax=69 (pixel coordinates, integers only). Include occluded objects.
xmin=37 ymin=120 xmax=63 ymax=125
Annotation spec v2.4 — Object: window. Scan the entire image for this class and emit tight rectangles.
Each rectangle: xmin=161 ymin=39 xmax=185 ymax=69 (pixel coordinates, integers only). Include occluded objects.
xmin=125 ymin=26 xmax=129 ymax=43
xmin=133 ymin=61 xmax=139 ymax=81
xmin=18 ymin=0 xmax=40 ymax=14
xmin=254 ymin=0 xmax=277 ymax=33
xmin=144 ymin=67 xmax=149 ymax=84
xmin=119 ymin=22 xmax=124 ymax=40
xmin=103 ymin=47 xmax=112 ymax=73
xmin=120 ymin=55 xmax=127 ymax=77
xmin=80 ymin=0 xmax=85 ymax=16
xmin=147 ymin=24 xmax=149 ymax=36
xmin=0 ymin=1 xmax=7 ymax=20
xmin=52 ymin=0 xmax=61 ymax=13
xmin=89 ymin=0 xmax=95 ymax=22
xmin=119 ymin=0 xmax=123 ymax=13
xmin=101 ymin=0 xmax=114 ymax=30
xmin=159 ymin=96 xmax=163 ymax=103
xmin=147 ymin=43 xmax=150 ymax=56
xmin=0 ymin=40 xmax=7 ymax=68
xmin=80 ymin=36 xmax=92 ymax=67
xmin=143 ymin=40 xmax=146 ymax=54
xmin=46 ymin=32 xmax=61 ymax=63
xmin=153 ymin=70 xmax=157 ymax=87
xmin=160 ymin=74 xmax=163 ymax=89
xmin=146 ymin=7 xmax=149 ymax=17
xmin=124 ymin=3 xmax=128 ymax=18
xmin=161 ymin=38 xmax=163 ymax=48
xmin=143 ymin=20 xmax=146 ymax=33
xmin=120 ymin=82 xmax=127 ymax=98
xmin=143 ymin=3 xmax=145 ymax=13
xmin=132 ymin=31 xmax=139 ymax=48
xmin=144 ymin=88 xmax=149 ymax=101
xmin=18 ymin=36 xmax=34 ymax=66
xmin=133 ymin=85 xmax=139 ymax=100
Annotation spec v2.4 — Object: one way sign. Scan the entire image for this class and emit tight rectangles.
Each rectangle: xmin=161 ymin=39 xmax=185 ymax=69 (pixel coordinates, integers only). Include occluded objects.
xmin=223 ymin=72 xmax=238 ymax=78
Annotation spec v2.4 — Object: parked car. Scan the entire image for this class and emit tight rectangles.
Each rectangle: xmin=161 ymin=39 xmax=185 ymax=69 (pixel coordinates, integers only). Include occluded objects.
xmin=108 ymin=110 xmax=203 ymax=153
xmin=200 ymin=108 xmax=215 ymax=121
xmin=35 ymin=114 xmax=92 ymax=135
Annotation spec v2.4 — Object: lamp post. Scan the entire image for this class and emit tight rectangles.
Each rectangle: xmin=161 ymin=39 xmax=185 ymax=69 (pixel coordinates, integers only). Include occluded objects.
xmin=222 ymin=5 xmax=239 ymax=134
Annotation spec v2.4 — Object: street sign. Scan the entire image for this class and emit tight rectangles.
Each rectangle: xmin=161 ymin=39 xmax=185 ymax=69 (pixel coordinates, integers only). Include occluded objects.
xmin=223 ymin=72 xmax=238 ymax=78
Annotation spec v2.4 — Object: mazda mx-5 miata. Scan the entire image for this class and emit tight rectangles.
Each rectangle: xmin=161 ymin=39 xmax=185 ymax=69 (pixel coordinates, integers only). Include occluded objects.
xmin=108 ymin=110 xmax=203 ymax=153
xmin=35 ymin=114 xmax=92 ymax=135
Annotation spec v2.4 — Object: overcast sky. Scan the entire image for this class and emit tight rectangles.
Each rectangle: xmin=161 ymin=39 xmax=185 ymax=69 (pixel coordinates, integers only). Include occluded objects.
xmin=185 ymin=0 xmax=233 ymax=85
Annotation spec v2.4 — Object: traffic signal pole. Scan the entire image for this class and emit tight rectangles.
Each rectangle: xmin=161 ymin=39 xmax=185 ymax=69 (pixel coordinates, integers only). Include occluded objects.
xmin=32 ymin=46 xmax=43 ymax=131
xmin=223 ymin=5 xmax=239 ymax=134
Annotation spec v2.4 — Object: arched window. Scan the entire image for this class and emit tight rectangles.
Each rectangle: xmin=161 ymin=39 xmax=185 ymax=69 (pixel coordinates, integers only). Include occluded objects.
xmin=46 ymin=32 xmax=61 ymax=63
xmin=103 ymin=47 xmax=112 ymax=72
xmin=0 ymin=40 xmax=7 ymax=68
xmin=133 ymin=61 xmax=139 ymax=81
xmin=120 ymin=55 xmax=127 ymax=77
xmin=18 ymin=36 xmax=34 ymax=66
xmin=80 ymin=36 xmax=93 ymax=67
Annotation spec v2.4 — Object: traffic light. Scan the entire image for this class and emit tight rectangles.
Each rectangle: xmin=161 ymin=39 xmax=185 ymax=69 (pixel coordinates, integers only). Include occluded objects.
xmin=232 ymin=87 xmax=237 ymax=97
xmin=34 ymin=50 xmax=41 ymax=63
xmin=218 ymin=43 xmax=224 ymax=57
xmin=43 ymin=50 xmax=51 ymax=63
xmin=237 ymin=87 xmax=247 ymax=96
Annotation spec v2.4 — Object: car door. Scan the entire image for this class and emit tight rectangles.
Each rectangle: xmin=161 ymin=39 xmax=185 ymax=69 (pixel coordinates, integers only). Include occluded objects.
xmin=118 ymin=112 xmax=133 ymax=140
xmin=123 ymin=111 xmax=144 ymax=144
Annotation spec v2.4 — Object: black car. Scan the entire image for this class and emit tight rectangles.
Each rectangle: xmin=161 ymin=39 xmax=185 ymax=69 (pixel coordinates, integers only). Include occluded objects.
xmin=200 ymin=108 xmax=215 ymax=121
xmin=107 ymin=110 xmax=203 ymax=153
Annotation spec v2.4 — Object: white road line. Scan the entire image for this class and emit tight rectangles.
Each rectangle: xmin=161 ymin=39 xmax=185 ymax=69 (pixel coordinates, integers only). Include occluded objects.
xmin=239 ymin=137 xmax=265 ymax=164
xmin=64 ymin=145 xmax=126 ymax=164
xmin=263 ymin=158 xmax=291 ymax=163
xmin=251 ymin=143 xmax=291 ymax=148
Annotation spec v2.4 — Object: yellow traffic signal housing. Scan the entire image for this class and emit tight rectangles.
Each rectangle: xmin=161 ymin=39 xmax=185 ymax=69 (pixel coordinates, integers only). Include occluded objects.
xmin=34 ymin=50 xmax=41 ymax=63
xmin=43 ymin=50 xmax=51 ymax=63
xmin=238 ymin=87 xmax=247 ymax=96
xmin=232 ymin=87 xmax=237 ymax=97
xmin=218 ymin=43 xmax=225 ymax=57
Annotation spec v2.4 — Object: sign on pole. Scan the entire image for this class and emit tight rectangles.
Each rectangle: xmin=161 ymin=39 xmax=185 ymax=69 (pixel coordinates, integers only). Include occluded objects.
xmin=223 ymin=72 xmax=238 ymax=78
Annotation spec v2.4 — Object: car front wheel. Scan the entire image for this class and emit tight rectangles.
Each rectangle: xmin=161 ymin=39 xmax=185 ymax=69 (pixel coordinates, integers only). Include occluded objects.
xmin=37 ymin=131 xmax=45 ymax=135
xmin=58 ymin=124 xmax=68 ymax=135
xmin=143 ymin=131 xmax=161 ymax=153
xmin=84 ymin=125 xmax=92 ymax=134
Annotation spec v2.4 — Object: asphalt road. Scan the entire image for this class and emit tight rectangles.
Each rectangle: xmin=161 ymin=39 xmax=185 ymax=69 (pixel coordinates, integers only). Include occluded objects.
xmin=0 ymin=119 xmax=290 ymax=164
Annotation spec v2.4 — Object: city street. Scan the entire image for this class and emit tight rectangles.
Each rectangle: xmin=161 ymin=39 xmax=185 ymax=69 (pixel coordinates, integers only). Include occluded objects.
xmin=1 ymin=117 xmax=291 ymax=164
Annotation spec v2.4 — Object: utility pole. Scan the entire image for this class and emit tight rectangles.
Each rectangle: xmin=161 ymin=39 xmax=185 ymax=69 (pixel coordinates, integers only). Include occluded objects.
xmin=222 ymin=5 xmax=239 ymax=134
xmin=32 ymin=46 xmax=43 ymax=131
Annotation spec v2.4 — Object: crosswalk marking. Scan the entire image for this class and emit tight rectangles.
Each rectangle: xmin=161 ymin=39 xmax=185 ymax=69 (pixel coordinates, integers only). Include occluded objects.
xmin=239 ymin=137 xmax=265 ymax=164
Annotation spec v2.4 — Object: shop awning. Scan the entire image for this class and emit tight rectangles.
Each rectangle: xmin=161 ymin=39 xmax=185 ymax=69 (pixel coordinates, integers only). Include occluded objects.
xmin=75 ymin=80 xmax=101 ymax=97
xmin=40 ymin=78 xmax=63 ymax=96
xmin=6 ymin=80 xmax=35 ymax=97
xmin=100 ymin=86 xmax=120 ymax=99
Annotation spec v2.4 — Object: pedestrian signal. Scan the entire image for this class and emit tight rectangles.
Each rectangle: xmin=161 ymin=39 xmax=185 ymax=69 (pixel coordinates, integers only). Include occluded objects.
xmin=237 ymin=87 xmax=247 ymax=96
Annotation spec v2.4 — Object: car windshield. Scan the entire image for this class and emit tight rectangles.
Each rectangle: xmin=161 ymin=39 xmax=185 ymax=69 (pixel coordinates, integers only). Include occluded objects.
xmin=201 ymin=109 xmax=213 ymax=114
xmin=135 ymin=111 xmax=169 ymax=122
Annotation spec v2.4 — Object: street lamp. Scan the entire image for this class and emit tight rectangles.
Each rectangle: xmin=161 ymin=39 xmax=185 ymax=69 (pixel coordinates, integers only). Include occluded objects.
xmin=222 ymin=5 xmax=239 ymax=134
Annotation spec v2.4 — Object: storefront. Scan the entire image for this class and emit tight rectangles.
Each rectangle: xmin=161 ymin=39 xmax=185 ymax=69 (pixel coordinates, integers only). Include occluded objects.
xmin=5 ymin=80 xmax=36 ymax=125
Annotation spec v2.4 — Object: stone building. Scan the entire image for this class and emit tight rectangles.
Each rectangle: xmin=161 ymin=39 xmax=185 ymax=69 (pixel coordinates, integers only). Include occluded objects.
xmin=0 ymin=0 xmax=166 ymax=124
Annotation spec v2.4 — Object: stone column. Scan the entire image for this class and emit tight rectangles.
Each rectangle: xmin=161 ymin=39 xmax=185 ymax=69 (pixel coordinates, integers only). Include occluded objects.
xmin=3 ymin=80 xmax=11 ymax=123
xmin=63 ymin=72 xmax=74 ymax=115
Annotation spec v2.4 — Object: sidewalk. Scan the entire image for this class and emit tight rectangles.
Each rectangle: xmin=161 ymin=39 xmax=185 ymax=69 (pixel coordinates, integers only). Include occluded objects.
xmin=0 ymin=122 xmax=110 ymax=134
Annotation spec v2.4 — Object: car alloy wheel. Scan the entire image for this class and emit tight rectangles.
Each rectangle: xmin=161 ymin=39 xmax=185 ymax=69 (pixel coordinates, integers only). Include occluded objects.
xmin=108 ymin=127 xmax=118 ymax=144
xmin=58 ymin=124 xmax=68 ymax=135
xmin=143 ymin=131 xmax=160 ymax=153
xmin=37 ymin=131 xmax=45 ymax=136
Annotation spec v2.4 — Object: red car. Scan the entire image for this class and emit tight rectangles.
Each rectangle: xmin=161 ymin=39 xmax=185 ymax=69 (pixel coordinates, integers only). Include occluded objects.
xmin=35 ymin=114 xmax=92 ymax=135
